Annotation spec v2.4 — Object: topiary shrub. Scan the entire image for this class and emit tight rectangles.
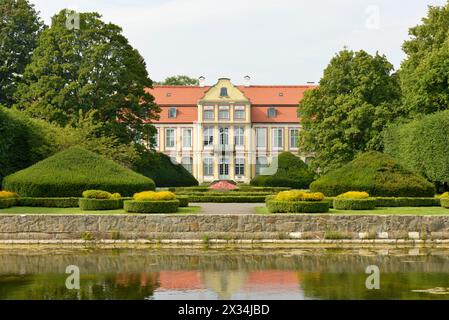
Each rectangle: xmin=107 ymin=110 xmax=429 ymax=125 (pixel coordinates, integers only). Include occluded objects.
xmin=310 ymin=152 xmax=435 ymax=197
xmin=333 ymin=199 xmax=377 ymax=210
xmin=250 ymin=152 xmax=315 ymax=188
xmin=124 ymin=200 xmax=180 ymax=213
xmin=266 ymin=200 xmax=329 ymax=213
xmin=0 ymin=191 xmax=18 ymax=208
xmin=133 ymin=191 xmax=176 ymax=201
xmin=79 ymin=198 xmax=121 ymax=210
xmin=275 ymin=190 xmax=325 ymax=202
xmin=2 ymin=147 xmax=155 ymax=197
xmin=176 ymin=195 xmax=189 ymax=207
xmin=441 ymin=198 xmax=449 ymax=209
xmin=18 ymin=197 xmax=79 ymax=208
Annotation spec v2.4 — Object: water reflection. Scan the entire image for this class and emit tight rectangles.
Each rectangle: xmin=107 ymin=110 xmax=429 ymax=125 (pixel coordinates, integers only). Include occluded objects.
xmin=0 ymin=248 xmax=449 ymax=300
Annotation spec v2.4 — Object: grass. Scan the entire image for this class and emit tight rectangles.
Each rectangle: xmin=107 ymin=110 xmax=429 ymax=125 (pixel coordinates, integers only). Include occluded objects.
xmin=255 ymin=206 xmax=449 ymax=216
xmin=0 ymin=206 xmax=201 ymax=215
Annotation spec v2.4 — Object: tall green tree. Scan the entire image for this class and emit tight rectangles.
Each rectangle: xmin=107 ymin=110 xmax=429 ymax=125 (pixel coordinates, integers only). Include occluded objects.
xmin=157 ymin=75 xmax=199 ymax=86
xmin=0 ymin=0 xmax=44 ymax=106
xmin=299 ymin=49 xmax=402 ymax=173
xmin=400 ymin=1 xmax=449 ymax=115
xmin=15 ymin=9 xmax=160 ymax=143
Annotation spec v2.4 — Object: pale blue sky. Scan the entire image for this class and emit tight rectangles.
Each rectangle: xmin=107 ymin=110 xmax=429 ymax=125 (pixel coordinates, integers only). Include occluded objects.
xmin=30 ymin=0 xmax=448 ymax=85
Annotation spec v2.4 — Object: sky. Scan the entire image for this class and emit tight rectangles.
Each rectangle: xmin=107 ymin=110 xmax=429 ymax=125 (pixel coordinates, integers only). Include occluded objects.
xmin=30 ymin=0 xmax=448 ymax=85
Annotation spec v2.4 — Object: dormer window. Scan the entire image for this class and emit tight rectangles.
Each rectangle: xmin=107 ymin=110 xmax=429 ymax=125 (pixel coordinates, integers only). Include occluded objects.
xmin=267 ymin=107 xmax=277 ymax=118
xmin=168 ymin=107 xmax=177 ymax=118
xmin=220 ymin=87 xmax=228 ymax=97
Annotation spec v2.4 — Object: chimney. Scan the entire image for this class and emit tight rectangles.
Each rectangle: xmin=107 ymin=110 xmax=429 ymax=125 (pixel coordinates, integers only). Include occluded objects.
xmin=199 ymin=76 xmax=205 ymax=87
xmin=244 ymin=75 xmax=251 ymax=87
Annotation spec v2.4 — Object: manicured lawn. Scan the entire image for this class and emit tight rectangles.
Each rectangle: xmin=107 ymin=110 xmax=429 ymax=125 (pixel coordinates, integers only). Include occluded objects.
xmin=255 ymin=206 xmax=449 ymax=215
xmin=0 ymin=206 xmax=201 ymax=215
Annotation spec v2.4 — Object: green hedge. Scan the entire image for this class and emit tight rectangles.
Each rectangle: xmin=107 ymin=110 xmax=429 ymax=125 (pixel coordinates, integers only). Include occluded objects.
xmin=176 ymin=192 xmax=274 ymax=197
xmin=310 ymin=152 xmax=436 ymax=197
xmin=188 ymin=195 xmax=268 ymax=203
xmin=250 ymin=152 xmax=315 ymax=188
xmin=441 ymin=198 xmax=449 ymax=209
xmin=333 ymin=198 xmax=377 ymax=210
xmin=17 ymin=197 xmax=79 ymax=208
xmin=375 ymin=197 xmax=440 ymax=207
xmin=3 ymin=147 xmax=155 ymax=197
xmin=266 ymin=200 xmax=329 ymax=213
xmin=124 ymin=200 xmax=180 ymax=213
xmin=79 ymin=198 xmax=122 ymax=211
xmin=0 ymin=198 xmax=16 ymax=209
xmin=173 ymin=186 xmax=290 ymax=193
xmin=176 ymin=195 xmax=189 ymax=207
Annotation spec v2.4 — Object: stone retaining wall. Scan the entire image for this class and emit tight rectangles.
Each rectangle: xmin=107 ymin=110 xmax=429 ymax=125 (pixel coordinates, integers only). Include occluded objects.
xmin=1 ymin=214 xmax=449 ymax=240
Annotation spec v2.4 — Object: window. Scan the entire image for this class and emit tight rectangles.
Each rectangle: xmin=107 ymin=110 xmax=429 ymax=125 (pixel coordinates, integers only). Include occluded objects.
xmin=220 ymin=87 xmax=228 ymax=97
xmin=151 ymin=128 xmax=159 ymax=149
xmin=203 ymin=127 xmax=214 ymax=147
xmin=234 ymin=127 xmax=245 ymax=147
xmin=290 ymin=128 xmax=299 ymax=149
xmin=165 ymin=128 xmax=175 ymax=148
xmin=168 ymin=107 xmax=177 ymax=118
xmin=182 ymin=128 xmax=192 ymax=148
xmin=203 ymin=157 xmax=214 ymax=176
xmin=219 ymin=127 xmax=229 ymax=146
xmin=181 ymin=157 xmax=193 ymax=174
xmin=267 ymin=107 xmax=277 ymax=118
xmin=218 ymin=106 xmax=230 ymax=120
xmin=272 ymin=128 xmax=283 ymax=149
xmin=256 ymin=157 xmax=268 ymax=175
xmin=235 ymin=158 xmax=245 ymax=176
xmin=234 ymin=106 xmax=245 ymax=120
xmin=203 ymin=106 xmax=214 ymax=120
xmin=256 ymin=128 xmax=267 ymax=148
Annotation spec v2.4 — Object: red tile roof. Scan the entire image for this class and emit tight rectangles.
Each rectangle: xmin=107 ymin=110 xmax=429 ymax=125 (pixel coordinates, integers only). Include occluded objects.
xmin=251 ymin=105 xmax=299 ymax=123
xmin=146 ymin=85 xmax=316 ymax=106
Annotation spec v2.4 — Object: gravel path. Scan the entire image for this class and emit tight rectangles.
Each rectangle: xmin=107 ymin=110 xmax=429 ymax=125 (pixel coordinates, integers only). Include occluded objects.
xmin=191 ymin=203 xmax=260 ymax=215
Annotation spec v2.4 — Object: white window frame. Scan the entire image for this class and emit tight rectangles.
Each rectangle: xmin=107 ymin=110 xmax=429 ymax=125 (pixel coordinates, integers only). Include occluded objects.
xmin=272 ymin=128 xmax=284 ymax=150
xmin=203 ymin=127 xmax=214 ymax=148
xmin=289 ymin=128 xmax=299 ymax=150
xmin=218 ymin=105 xmax=230 ymax=120
xmin=203 ymin=157 xmax=214 ymax=177
xmin=234 ymin=127 xmax=245 ymax=148
xmin=181 ymin=157 xmax=193 ymax=174
xmin=154 ymin=128 xmax=159 ymax=149
xmin=234 ymin=105 xmax=245 ymax=120
xmin=182 ymin=128 xmax=192 ymax=149
xmin=256 ymin=128 xmax=267 ymax=149
xmin=256 ymin=156 xmax=268 ymax=175
xmin=235 ymin=157 xmax=245 ymax=176
xmin=168 ymin=107 xmax=177 ymax=118
xmin=203 ymin=106 xmax=214 ymax=121
xmin=165 ymin=128 xmax=176 ymax=149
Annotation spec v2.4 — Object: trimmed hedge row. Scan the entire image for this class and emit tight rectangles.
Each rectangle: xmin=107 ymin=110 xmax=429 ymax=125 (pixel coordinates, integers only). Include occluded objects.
xmin=176 ymin=195 xmax=189 ymax=207
xmin=172 ymin=186 xmax=290 ymax=193
xmin=17 ymin=197 xmax=79 ymax=208
xmin=266 ymin=200 xmax=330 ymax=213
xmin=375 ymin=197 xmax=440 ymax=207
xmin=188 ymin=195 xmax=268 ymax=203
xmin=175 ymin=192 xmax=274 ymax=197
xmin=79 ymin=198 xmax=122 ymax=211
xmin=0 ymin=198 xmax=16 ymax=209
xmin=441 ymin=198 xmax=449 ymax=209
xmin=333 ymin=199 xmax=377 ymax=210
xmin=124 ymin=200 xmax=180 ymax=213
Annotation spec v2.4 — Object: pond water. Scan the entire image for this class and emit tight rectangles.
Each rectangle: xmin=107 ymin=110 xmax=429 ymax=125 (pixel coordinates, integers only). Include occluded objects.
xmin=1 ymin=248 xmax=449 ymax=300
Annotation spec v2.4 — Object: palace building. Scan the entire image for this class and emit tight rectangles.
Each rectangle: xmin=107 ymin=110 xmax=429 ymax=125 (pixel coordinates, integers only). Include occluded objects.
xmin=147 ymin=77 xmax=316 ymax=184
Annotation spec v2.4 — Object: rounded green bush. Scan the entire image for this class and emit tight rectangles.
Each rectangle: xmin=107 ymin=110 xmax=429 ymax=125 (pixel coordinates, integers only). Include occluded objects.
xmin=0 ymin=198 xmax=16 ymax=209
xmin=441 ymin=198 xmax=449 ymax=209
xmin=79 ymin=198 xmax=121 ymax=211
xmin=124 ymin=200 xmax=180 ymax=213
xmin=2 ymin=147 xmax=155 ymax=197
xmin=176 ymin=195 xmax=189 ymax=207
xmin=310 ymin=152 xmax=435 ymax=197
xmin=333 ymin=198 xmax=377 ymax=210
xmin=266 ymin=200 xmax=329 ymax=213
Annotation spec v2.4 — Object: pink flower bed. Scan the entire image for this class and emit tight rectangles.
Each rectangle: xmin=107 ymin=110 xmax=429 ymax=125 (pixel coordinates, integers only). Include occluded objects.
xmin=209 ymin=181 xmax=238 ymax=190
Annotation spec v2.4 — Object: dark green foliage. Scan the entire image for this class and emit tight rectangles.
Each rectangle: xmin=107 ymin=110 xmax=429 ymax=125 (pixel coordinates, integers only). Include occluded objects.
xmin=298 ymin=49 xmax=402 ymax=173
xmin=0 ymin=198 xmax=16 ymax=209
xmin=310 ymin=152 xmax=435 ymax=197
xmin=0 ymin=0 xmax=44 ymax=106
xmin=333 ymin=199 xmax=377 ymax=210
xmin=157 ymin=75 xmax=199 ymax=86
xmin=17 ymin=197 xmax=79 ymax=208
xmin=176 ymin=195 xmax=189 ymax=207
xmin=2 ymin=147 xmax=155 ymax=197
xmin=187 ymin=195 xmax=268 ymax=203
xmin=441 ymin=198 xmax=449 ymax=209
xmin=124 ymin=200 xmax=179 ymax=213
xmin=375 ymin=197 xmax=441 ymax=207
xmin=266 ymin=200 xmax=330 ymax=213
xmin=383 ymin=110 xmax=449 ymax=189
xmin=250 ymin=152 xmax=315 ymax=188
xmin=79 ymin=198 xmax=121 ymax=211
xmin=134 ymin=151 xmax=198 ymax=187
